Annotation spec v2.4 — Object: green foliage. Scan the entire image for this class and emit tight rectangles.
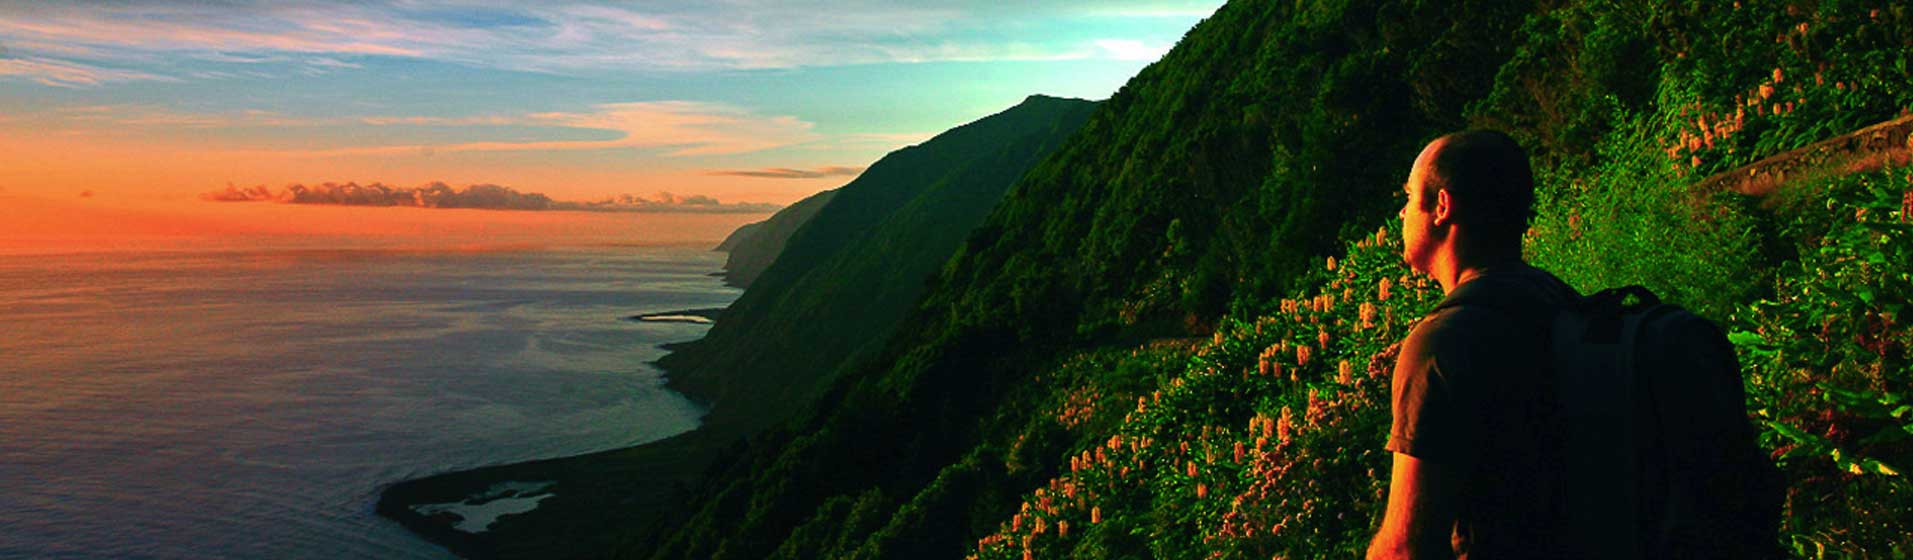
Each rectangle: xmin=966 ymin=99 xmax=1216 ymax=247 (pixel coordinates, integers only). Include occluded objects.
xmin=957 ymin=2 xmax=1913 ymax=558
xmin=971 ymin=225 xmax=1443 ymax=559
xmin=460 ymin=1 xmax=1913 ymax=558
xmin=1733 ymin=167 xmax=1913 ymax=557
xmin=1525 ymin=106 xmax=1766 ymax=321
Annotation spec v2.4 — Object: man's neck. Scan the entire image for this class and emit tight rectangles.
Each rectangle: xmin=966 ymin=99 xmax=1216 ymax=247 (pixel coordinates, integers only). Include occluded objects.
xmin=1433 ymin=246 xmax=1524 ymax=295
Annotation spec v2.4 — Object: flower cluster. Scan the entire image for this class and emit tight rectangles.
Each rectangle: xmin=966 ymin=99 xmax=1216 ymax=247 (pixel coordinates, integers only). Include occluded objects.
xmin=972 ymin=225 xmax=1444 ymax=559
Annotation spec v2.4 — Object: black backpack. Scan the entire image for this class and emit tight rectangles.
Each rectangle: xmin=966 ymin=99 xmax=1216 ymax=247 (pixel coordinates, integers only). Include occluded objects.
xmin=1446 ymin=282 xmax=1786 ymax=559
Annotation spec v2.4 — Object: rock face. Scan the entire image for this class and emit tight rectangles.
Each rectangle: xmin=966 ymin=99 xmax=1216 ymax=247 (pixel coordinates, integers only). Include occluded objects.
xmin=714 ymin=189 xmax=838 ymax=288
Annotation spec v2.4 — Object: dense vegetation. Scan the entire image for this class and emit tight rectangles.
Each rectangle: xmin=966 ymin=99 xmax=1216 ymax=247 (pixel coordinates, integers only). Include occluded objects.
xmin=659 ymin=95 xmax=1097 ymax=434
xmin=714 ymin=188 xmax=837 ymax=288
xmin=605 ymin=1 xmax=1912 ymax=559
xmin=390 ymin=1 xmax=1911 ymax=558
xmin=965 ymin=158 xmax=1909 ymax=559
xmin=624 ymin=1 xmax=1536 ymax=558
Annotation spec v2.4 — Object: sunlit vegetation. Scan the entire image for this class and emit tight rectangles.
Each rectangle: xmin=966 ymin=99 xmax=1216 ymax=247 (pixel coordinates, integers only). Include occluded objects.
xmin=565 ymin=2 xmax=1913 ymax=559
xmin=967 ymin=164 xmax=1909 ymax=557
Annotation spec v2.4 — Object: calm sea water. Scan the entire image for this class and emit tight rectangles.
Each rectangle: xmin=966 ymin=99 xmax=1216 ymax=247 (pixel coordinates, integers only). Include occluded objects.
xmin=0 ymin=241 xmax=737 ymax=559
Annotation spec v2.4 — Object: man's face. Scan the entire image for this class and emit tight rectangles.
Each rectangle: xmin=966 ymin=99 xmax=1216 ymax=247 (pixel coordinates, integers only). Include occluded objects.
xmin=1399 ymin=140 xmax=1445 ymax=274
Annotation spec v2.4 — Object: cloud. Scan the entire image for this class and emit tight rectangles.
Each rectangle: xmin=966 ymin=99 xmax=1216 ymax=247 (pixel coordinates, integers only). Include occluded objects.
xmin=579 ymin=192 xmax=783 ymax=213
xmin=31 ymin=100 xmax=821 ymax=158
xmin=704 ymin=166 xmax=865 ymax=179
xmin=200 ymin=184 xmax=278 ymax=202
xmin=0 ymin=6 xmax=421 ymax=57
xmin=299 ymin=101 xmax=818 ymax=157
xmin=0 ymin=2 xmax=1221 ymax=76
xmin=0 ymin=56 xmax=172 ymax=87
xmin=47 ymin=104 xmax=314 ymax=128
xmin=201 ymin=182 xmax=782 ymax=213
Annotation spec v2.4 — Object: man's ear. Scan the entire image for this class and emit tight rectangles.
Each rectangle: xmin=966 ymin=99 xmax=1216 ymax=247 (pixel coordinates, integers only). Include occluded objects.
xmin=1431 ymin=189 xmax=1453 ymax=227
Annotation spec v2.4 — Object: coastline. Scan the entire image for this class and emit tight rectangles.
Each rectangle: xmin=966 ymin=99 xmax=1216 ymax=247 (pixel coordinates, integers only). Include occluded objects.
xmin=377 ymin=305 xmax=740 ymax=558
xmin=376 ymin=427 xmax=736 ymax=559
xmin=623 ymin=307 xmax=726 ymax=324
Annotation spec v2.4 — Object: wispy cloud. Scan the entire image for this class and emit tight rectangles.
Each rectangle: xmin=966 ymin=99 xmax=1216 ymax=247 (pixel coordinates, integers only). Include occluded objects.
xmin=202 ymin=181 xmax=783 ymax=213
xmin=0 ymin=56 xmax=172 ymax=87
xmin=302 ymin=101 xmax=819 ymax=157
xmin=49 ymin=104 xmax=315 ymax=128
xmin=0 ymin=1 xmax=1220 ymax=78
xmin=36 ymin=100 xmax=820 ymax=158
xmin=0 ymin=7 xmax=420 ymax=57
xmin=705 ymin=166 xmax=865 ymax=179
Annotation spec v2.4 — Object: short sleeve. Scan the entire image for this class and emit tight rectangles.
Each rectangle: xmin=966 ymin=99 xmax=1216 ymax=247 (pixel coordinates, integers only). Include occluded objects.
xmin=1387 ymin=314 xmax=1486 ymax=465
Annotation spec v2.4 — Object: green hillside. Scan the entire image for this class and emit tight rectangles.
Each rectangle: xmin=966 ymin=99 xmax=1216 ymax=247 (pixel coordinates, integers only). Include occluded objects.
xmin=613 ymin=1 xmax=1913 ymax=559
xmin=660 ymin=95 xmax=1098 ymax=434
xmin=376 ymin=94 xmax=1097 ymax=558
xmin=715 ymin=188 xmax=838 ymax=288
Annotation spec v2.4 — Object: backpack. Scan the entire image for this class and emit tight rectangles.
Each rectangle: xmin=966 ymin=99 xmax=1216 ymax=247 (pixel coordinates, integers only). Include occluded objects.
xmin=1445 ymin=282 xmax=1786 ymax=559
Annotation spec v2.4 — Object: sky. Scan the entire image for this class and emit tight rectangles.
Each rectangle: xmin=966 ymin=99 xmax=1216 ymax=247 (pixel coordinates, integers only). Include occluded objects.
xmin=0 ymin=0 xmax=1221 ymax=228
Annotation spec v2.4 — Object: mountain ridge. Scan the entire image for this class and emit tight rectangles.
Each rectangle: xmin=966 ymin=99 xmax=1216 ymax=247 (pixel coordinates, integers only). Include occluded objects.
xmin=713 ymin=188 xmax=838 ymax=288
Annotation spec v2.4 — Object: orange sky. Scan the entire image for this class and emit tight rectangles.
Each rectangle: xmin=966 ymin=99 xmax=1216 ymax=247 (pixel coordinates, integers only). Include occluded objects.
xmin=0 ymin=192 xmax=767 ymax=255
xmin=0 ymin=122 xmax=852 ymax=204
xmin=0 ymin=121 xmax=809 ymax=249
xmin=0 ymin=2 xmax=1218 ymax=250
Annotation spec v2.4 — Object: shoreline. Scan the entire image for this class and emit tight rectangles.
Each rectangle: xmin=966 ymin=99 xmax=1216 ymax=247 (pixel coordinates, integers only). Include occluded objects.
xmin=379 ymin=301 xmax=736 ymax=558
xmin=376 ymin=427 xmax=735 ymax=559
xmin=623 ymin=307 xmax=725 ymax=324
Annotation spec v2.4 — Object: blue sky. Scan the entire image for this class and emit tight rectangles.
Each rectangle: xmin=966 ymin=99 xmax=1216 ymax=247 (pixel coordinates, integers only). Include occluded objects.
xmin=0 ymin=1 xmax=1220 ymax=206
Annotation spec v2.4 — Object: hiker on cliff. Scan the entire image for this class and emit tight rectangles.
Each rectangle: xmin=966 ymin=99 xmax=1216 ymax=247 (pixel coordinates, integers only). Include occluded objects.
xmin=1365 ymin=130 xmax=1782 ymax=560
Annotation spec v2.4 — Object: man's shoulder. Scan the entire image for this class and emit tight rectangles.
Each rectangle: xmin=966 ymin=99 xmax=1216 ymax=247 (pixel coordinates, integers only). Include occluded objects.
xmin=1436 ymin=264 xmax=1577 ymax=323
xmin=1404 ymin=265 xmax=1572 ymax=371
xmin=1402 ymin=305 xmax=1518 ymax=359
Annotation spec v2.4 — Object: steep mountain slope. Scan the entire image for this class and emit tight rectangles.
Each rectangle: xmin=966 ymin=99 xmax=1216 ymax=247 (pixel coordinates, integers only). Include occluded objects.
xmin=660 ymin=95 xmax=1097 ymax=433
xmin=625 ymin=2 xmax=1544 ymax=559
xmin=624 ymin=1 xmax=1913 ymax=559
xmin=713 ymin=188 xmax=838 ymax=288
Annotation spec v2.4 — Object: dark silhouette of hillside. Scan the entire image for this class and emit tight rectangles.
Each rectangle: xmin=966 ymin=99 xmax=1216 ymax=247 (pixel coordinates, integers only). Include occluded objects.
xmin=713 ymin=188 xmax=838 ymax=288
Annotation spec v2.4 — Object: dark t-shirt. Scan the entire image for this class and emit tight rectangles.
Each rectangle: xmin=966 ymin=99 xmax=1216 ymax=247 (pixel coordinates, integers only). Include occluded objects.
xmin=1387 ymin=262 xmax=1580 ymax=559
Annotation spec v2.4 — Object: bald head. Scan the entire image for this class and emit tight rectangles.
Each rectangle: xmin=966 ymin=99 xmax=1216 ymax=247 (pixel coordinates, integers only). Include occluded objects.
xmin=1415 ymin=130 xmax=1535 ymax=244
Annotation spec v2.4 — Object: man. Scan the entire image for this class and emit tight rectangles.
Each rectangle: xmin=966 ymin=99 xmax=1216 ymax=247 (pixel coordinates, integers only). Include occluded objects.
xmin=1367 ymin=130 xmax=1581 ymax=559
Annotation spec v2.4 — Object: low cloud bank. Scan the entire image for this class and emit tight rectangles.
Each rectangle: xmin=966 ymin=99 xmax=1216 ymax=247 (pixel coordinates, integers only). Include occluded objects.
xmin=201 ymin=182 xmax=781 ymax=213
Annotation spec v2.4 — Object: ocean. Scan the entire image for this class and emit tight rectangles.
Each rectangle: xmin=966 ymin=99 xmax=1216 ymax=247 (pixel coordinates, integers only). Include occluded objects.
xmin=0 ymin=238 xmax=740 ymax=559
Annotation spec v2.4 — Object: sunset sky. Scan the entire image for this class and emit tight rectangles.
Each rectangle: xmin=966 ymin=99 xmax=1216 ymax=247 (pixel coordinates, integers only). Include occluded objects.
xmin=0 ymin=0 xmax=1219 ymax=222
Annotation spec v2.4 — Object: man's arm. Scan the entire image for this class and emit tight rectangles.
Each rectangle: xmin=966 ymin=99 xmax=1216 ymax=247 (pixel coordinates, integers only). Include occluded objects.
xmin=1367 ymin=452 xmax=1468 ymax=560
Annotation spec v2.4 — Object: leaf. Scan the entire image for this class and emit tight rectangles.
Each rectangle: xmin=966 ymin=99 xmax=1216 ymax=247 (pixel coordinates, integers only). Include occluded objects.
xmin=1765 ymin=420 xmax=1822 ymax=445
xmin=1727 ymin=330 xmax=1767 ymax=347
xmin=1854 ymin=286 xmax=1877 ymax=305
